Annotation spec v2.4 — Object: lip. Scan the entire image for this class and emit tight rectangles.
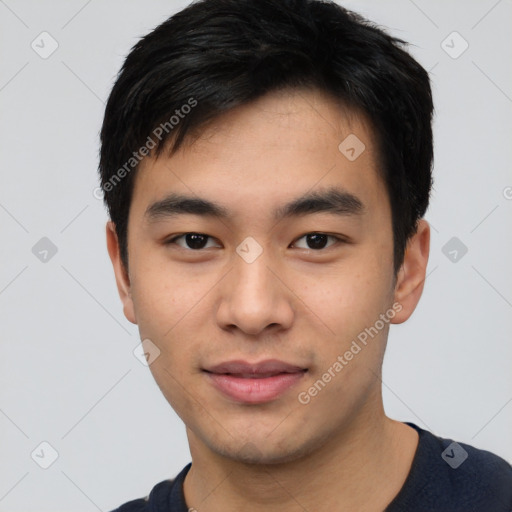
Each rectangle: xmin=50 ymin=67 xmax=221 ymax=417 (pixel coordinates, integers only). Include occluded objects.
xmin=204 ymin=359 xmax=307 ymax=404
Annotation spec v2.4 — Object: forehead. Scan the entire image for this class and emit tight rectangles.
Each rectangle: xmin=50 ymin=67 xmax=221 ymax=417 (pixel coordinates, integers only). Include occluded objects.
xmin=130 ymin=88 xmax=387 ymax=223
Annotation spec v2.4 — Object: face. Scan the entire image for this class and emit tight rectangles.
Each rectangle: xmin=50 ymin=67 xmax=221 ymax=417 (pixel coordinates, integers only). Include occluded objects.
xmin=107 ymin=88 xmax=428 ymax=464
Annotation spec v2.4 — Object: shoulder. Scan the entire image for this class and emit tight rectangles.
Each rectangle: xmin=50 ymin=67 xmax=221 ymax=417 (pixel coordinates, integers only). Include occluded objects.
xmin=424 ymin=427 xmax=512 ymax=494
xmin=109 ymin=479 xmax=173 ymax=512
xmin=108 ymin=463 xmax=192 ymax=512
xmin=388 ymin=423 xmax=512 ymax=511
xmin=110 ymin=497 xmax=149 ymax=512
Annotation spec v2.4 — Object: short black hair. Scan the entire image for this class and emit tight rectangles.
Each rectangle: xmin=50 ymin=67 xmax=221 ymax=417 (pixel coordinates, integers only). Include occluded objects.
xmin=99 ymin=0 xmax=434 ymax=274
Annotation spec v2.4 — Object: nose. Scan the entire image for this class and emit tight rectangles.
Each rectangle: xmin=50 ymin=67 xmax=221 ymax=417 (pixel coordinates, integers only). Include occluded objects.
xmin=216 ymin=248 xmax=294 ymax=336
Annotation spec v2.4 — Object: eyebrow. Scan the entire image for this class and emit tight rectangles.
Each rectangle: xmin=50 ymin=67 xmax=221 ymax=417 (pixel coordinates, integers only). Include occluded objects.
xmin=144 ymin=186 xmax=365 ymax=223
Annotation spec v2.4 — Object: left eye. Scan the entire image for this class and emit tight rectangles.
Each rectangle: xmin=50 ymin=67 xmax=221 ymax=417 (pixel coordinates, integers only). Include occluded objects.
xmin=292 ymin=233 xmax=340 ymax=250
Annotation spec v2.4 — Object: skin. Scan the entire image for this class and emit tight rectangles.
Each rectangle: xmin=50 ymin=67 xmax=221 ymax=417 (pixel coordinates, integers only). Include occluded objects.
xmin=107 ymin=88 xmax=430 ymax=511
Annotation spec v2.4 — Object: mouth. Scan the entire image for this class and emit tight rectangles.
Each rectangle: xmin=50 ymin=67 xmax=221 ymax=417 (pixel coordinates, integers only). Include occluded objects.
xmin=203 ymin=359 xmax=308 ymax=404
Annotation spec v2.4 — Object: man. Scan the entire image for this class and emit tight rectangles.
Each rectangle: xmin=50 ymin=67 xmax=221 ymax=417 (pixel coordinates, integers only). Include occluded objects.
xmin=99 ymin=0 xmax=512 ymax=510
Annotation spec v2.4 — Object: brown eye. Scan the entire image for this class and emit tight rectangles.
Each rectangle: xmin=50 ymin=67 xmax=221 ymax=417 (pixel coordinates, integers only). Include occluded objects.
xmin=293 ymin=233 xmax=340 ymax=250
xmin=167 ymin=233 xmax=219 ymax=250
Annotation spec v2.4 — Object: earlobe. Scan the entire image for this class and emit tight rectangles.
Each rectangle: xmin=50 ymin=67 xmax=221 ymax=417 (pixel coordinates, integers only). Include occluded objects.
xmin=391 ymin=219 xmax=430 ymax=324
xmin=105 ymin=221 xmax=138 ymax=325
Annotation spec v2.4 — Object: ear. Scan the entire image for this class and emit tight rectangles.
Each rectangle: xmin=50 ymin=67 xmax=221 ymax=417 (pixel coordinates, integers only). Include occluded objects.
xmin=391 ymin=219 xmax=430 ymax=324
xmin=106 ymin=221 xmax=137 ymax=325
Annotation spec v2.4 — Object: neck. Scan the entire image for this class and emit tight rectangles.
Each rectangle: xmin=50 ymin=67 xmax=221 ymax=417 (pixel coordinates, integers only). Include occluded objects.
xmin=182 ymin=400 xmax=418 ymax=511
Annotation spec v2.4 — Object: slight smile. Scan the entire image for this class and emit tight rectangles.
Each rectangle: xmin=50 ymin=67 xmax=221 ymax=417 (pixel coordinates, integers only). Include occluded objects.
xmin=203 ymin=359 xmax=308 ymax=404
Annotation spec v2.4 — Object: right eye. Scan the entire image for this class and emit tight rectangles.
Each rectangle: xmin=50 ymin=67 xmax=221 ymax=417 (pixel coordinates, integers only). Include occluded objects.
xmin=165 ymin=233 xmax=221 ymax=250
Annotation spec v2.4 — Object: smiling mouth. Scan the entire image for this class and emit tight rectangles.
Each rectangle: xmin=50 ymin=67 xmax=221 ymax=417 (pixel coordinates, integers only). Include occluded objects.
xmin=203 ymin=362 xmax=308 ymax=404
xmin=206 ymin=371 xmax=305 ymax=379
xmin=204 ymin=359 xmax=307 ymax=375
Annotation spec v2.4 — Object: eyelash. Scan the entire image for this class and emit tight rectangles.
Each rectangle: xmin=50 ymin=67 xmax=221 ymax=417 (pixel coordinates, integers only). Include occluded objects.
xmin=164 ymin=232 xmax=346 ymax=251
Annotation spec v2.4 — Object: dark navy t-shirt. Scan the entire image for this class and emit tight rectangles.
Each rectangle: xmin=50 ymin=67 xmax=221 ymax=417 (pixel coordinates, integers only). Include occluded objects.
xmin=111 ymin=423 xmax=512 ymax=511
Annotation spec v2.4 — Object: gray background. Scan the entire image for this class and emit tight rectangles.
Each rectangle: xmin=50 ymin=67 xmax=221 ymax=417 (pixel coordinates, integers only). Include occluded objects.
xmin=1 ymin=0 xmax=511 ymax=509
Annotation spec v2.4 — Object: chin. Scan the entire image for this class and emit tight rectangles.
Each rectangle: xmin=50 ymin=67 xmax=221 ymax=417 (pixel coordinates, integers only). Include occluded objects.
xmin=202 ymin=430 xmax=320 ymax=466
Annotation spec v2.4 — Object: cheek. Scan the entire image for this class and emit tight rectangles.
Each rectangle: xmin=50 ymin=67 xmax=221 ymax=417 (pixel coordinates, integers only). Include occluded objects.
xmin=297 ymin=257 xmax=393 ymax=341
xmin=146 ymin=356 xmax=199 ymax=428
xmin=133 ymin=273 xmax=207 ymax=412
xmin=130 ymin=258 xmax=208 ymax=335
